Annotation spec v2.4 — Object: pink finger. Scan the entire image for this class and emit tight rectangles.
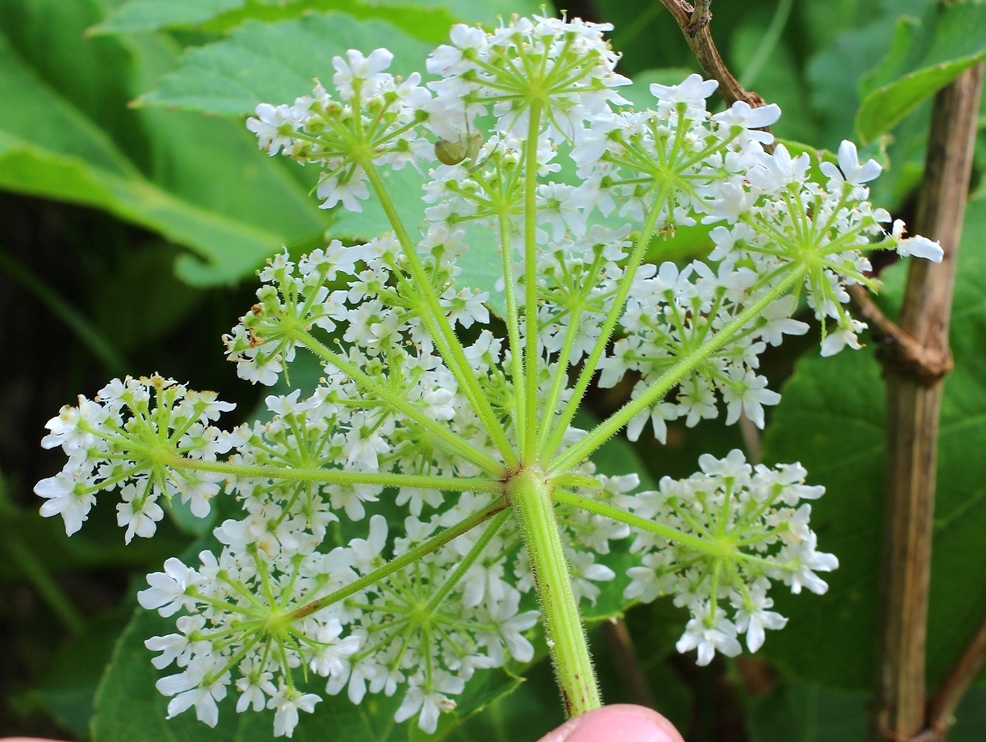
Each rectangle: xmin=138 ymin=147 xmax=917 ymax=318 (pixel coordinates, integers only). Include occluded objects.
xmin=537 ymin=704 xmax=686 ymax=742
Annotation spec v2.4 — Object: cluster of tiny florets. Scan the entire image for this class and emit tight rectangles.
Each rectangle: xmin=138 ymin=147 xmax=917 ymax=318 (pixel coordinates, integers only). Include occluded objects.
xmin=35 ymin=12 xmax=944 ymax=739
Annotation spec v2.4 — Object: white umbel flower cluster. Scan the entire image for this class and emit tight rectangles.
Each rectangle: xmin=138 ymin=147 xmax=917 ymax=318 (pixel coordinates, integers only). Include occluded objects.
xmin=36 ymin=12 xmax=944 ymax=739
xmin=618 ymin=449 xmax=836 ymax=662
xmin=36 ymin=376 xmax=233 ymax=542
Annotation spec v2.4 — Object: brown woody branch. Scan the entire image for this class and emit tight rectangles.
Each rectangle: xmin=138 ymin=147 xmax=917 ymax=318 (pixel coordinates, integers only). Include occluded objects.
xmin=926 ymin=610 xmax=986 ymax=739
xmin=848 ymin=285 xmax=953 ymax=384
xmin=872 ymin=61 xmax=984 ymax=742
xmin=654 ymin=0 xmax=766 ymax=109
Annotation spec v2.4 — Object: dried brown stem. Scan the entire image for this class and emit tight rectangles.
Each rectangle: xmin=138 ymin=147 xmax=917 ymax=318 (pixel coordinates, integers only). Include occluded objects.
xmin=926 ymin=610 xmax=986 ymax=739
xmin=654 ymin=0 xmax=766 ymax=109
xmin=872 ymin=62 xmax=984 ymax=742
xmin=601 ymin=617 xmax=656 ymax=709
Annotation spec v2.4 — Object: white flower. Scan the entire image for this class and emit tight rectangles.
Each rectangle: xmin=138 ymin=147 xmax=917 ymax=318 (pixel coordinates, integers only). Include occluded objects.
xmin=34 ymin=471 xmax=96 ymax=536
xmin=712 ymin=101 xmax=780 ymax=143
xmin=623 ymin=552 xmax=675 ymax=603
xmin=115 ymin=482 xmax=164 ymax=544
xmin=820 ymin=140 xmax=882 ymax=185
xmin=350 ymin=514 xmax=388 ymax=572
xmin=650 ymin=73 xmax=719 ymax=110
xmin=307 ymin=619 xmax=361 ymax=682
xmin=567 ymin=549 xmax=615 ymax=605
xmin=138 ymin=557 xmax=197 ymax=617
xmin=268 ymin=686 xmax=321 ymax=738
xmin=481 ymin=588 xmax=539 ymax=664
xmin=748 ymin=143 xmax=811 ymax=192
xmin=675 ymin=603 xmax=742 ymax=666
xmin=40 ymin=397 xmax=108 ymax=453
xmin=394 ymin=672 xmax=463 ymax=733
xmin=820 ymin=319 xmax=866 ymax=357
xmin=732 ymin=585 xmax=787 ymax=652
xmin=776 ymin=532 xmax=839 ymax=595
xmin=721 ymin=370 xmax=781 ymax=428
xmin=758 ymin=295 xmax=809 ymax=347
xmin=246 ymin=104 xmax=296 ymax=156
xmin=892 ymin=219 xmax=943 ymax=263
xmin=235 ymin=658 xmax=277 ymax=712
xmin=332 ymin=48 xmax=394 ymax=99
xmin=156 ymin=657 xmax=230 ymax=728
xmin=145 ymin=615 xmax=205 ymax=669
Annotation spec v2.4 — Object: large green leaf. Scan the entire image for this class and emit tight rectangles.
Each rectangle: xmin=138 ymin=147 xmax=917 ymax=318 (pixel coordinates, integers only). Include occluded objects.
xmin=748 ymin=679 xmax=986 ymax=742
xmin=748 ymin=678 xmax=868 ymax=742
xmin=33 ymin=611 xmax=134 ymax=741
xmin=92 ymin=0 xmax=540 ymax=37
xmin=0 ymin=131 xmax=289 ymax=284
xmin=760 ymin=195 xmax=986 ymax=690
xmin=855 ymin=1 xmax=986 ymax=143
xmin=91 ymin=0 xmax=245 ymax=34
xmin=136 ymin=13 xmax=433 ymax=115
xmin=856 ymin=54 xmax=984 ymax=145
xmin=133 ymin=13 xmax=471 ymax=259
xmin=0 ymin=1 xmax=331 ymax=285
xmin=94 ymin=0 xmax=457 ymax=42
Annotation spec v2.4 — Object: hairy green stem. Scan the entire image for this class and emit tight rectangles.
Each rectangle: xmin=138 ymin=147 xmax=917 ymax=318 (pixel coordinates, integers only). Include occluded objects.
xmin=540 ymin=186 xmax=669 ymax=461
xmin=163 ymin=455 xmax=504 ymax=493
xmin=548 ymin=266 xmax=807 ymax=475
xmin=425 ymin=511 xmax=510 ymax=612
xmin=523 ymin=102 xmax=545 ymax=463
xmin=295 ymin=330 xmax=507 ymax=477
xmin=289 ymin=498 xmax=508 ymax=621
xmin=553 ymin=489 xmax=727 ymax=557
xmin=508 ymin=468 xmax=600 ymax=717
xmin=361 ymin=161 xmax=518 ymax=469
xmin=499 ymin=212 xmax=528 ymax=445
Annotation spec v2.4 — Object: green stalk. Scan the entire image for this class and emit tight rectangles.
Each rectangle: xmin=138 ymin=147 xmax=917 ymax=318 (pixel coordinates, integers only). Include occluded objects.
xmin=508 ymin=468 xmax=600 ymax=717
xmin=294 ymin=330 xmax=507 ymax=477
xmin=289 ymin=498 xmax=507 ymax=621
xmin=540 ymin=186 xmax=668 ymax=462
xmin=3 ymin=531 xmax=85 ymax=633
xmin=548 ymin=266 xmax=807 ymax=475
xmin=553 ymin=489 xmax=727 ymax=557
xmin=499 ymin=212 xmax=527 ymax=447
xmin=361 ymin=162 xmax=518 ymax=469
xmin=0 ymin=250 xmax=128 ymax=375
xmin=535 ymin=300 xmax=585 ymax=453
xmin=522 ymin=102 xmax=544 ymax=463
xmin=424 ymin=510 xmax=510 ymax=612
xmin=164 ymin=455 xmax=504 ymax=493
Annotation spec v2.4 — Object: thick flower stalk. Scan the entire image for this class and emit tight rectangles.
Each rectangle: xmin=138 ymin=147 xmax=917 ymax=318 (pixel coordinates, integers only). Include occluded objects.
xmin=35 ymin=14 xmax=942 ymax=739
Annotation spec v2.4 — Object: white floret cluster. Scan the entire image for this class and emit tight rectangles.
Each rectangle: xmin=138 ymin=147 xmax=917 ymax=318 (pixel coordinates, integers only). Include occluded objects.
xmin=35 ymin=376 xmax=234 ymax=542
xmin=35 ymin=12 xmax=945 ymax=739
xmin=138 ymin=501 xmax=540 ymax=736
xmin=618 ymin=449 xmax=837 ymax=664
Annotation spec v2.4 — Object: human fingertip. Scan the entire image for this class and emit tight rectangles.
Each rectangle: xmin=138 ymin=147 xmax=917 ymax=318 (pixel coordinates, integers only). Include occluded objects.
xmin=538 ymin=704 xmax=686 ymax=742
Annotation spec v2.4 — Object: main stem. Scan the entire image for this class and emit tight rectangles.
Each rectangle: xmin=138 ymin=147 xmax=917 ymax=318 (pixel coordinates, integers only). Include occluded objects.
xmin=508 ymin=468 xmax=600 ymax=717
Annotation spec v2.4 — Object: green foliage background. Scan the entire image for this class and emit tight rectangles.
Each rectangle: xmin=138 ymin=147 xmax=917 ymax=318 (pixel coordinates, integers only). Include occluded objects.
xmin=1 ymin=1 xmax=984 ymax=740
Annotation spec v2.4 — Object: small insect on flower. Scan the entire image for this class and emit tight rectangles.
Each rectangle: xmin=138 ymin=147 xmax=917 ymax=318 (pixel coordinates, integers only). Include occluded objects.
xmin=434 ymin=123 xmax=483 ymax=166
